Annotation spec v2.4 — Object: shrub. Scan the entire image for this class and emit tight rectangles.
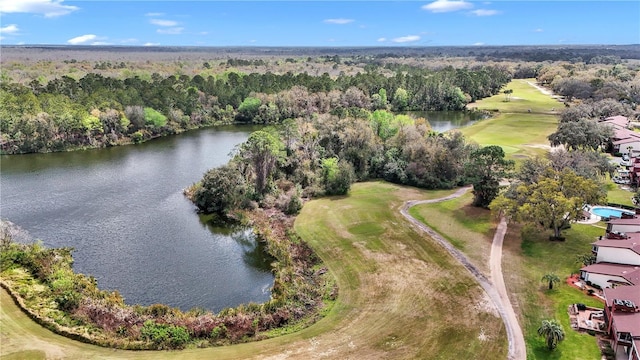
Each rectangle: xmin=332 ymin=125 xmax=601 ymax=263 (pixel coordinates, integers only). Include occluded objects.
xmin=55 ymin=290 xmax=81 ymax=311
xmin=140 ymin=320 xmax=190 ymax=349
xmin=146 ymin=303 xmax=171 ymax=317
xmin=143 ymin=107 xmax=167 ymax=127
xmin=285 ymin=193 xmax=303 ymax=215
xmin=131 ymin=131 xmax=144 ymax=143
xmin=210 ymin=324 xmax=227 ymax=339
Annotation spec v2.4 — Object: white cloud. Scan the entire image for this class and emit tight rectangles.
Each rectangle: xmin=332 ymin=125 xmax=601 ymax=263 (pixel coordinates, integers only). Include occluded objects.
xmin=0 ymin=0 xmax=78 ymax=18
xmin=392 ymin=35 xmax=420 ymax=43
xmin=91 ymin=41 xmax=110 ymax=46
xmin=145 ymin=12 xmax=164 ymax=17
xmin=534 ymin=28 xmax=544 ymax=32
xmin=377 ymin=37 xmax=387 ymax=42
xmin=150 ymin=19 xmax=178 ymax=27
xmin=470 ymin=9 xmax=499 ymax=16
xmin=422 ymin=0 xmax=473 ymax=13
xmin=157 ymin=27 xmax=184 ymax=35
xmin=473 ymin=42 xmax=485 ymax=46
xmin=67 ymin=34 xmax=96 ymax=45
xmin=0 ymin=24 xmax=19 ymax=34
xmin=323 ymin=18 xmax=354 ymax=25
xmin=143 ymin=42 xmax=160 ymax=46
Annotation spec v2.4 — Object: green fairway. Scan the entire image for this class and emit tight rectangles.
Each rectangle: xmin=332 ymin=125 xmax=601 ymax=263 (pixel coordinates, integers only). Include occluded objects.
xmin=460 ymin=79 xmax=562 ymax=161
xmin=1 ymin=182 xmax=507 ymax=359
xmin=460 ymin=113 xmax=558 ymax=160
xmin=469 ymin=79 xmax=562 ymax=114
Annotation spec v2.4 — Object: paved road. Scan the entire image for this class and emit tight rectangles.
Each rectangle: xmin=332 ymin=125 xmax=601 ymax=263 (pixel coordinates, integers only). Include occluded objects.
xmin=400 ymin=187 xmax=526 ymax=360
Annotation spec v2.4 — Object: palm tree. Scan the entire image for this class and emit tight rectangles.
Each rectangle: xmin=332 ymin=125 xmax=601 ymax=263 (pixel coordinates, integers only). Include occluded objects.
xmin=542 ymin=273 xmax=561 ymax=290
xmin=538 ymin=319 xmax=565 ymax=350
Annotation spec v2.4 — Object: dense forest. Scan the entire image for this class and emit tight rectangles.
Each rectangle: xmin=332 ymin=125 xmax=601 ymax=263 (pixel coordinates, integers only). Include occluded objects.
xmin=1 ymin=62 xmax=509 ymax=154
xmin=2 ymin=46 xmax=639 ymax=155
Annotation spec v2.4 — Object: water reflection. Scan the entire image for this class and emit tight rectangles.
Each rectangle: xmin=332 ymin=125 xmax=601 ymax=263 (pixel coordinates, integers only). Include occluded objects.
xmin=0 ymin=126 xmax=273 ymax=312
xmin=406 ymin=110 xmax=489 ymax=132
xmin=198 ymin=214 xmax=275 ymax=272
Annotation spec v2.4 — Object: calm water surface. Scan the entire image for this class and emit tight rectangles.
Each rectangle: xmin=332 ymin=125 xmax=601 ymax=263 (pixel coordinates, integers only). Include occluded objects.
xmin=409 ymin=110 xmax=489 ymax=132
xmin=0 ymin=115 xmax=476 ymax=312
xmin=0 ymin=126 xmax=274 ymax=312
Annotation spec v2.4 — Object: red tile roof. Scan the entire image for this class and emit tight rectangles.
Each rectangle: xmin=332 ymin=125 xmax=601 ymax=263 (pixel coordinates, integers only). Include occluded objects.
xmin=608 ymin=217 xmax=640 ymax=225
xmin=613 ymin=137 xmax=640 ymax=146
xmin=581 ymin=263 xmax=640 ymax=285
xmin=613 ymin=128 xmax=636 ymax=140
xmin=604 ymin=285 xmax=640 ymax=306
xmin=593 ymin=238 xmax=640 ymax=255
xmin=603 ymin=285 xmax=640 ymax=335
xmin=603 ymin=116 xmax=630 ymax=129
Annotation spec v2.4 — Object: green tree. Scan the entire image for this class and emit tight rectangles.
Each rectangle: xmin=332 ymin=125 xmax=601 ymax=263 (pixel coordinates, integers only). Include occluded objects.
xmin=237 ymin=96 xmax=262 ymax=122
xmin=193 ymin=163 xmax=246 ymax=215
xmin=541 ymin=273 xmax=560 ymax=290
xmin=537 ymin=319 xmax=565 ymax=350
xmin=143 ymin=107 xmax=167 ymax=127
xmin=321 ymin=157 xmax=354 ymax=195
xmin=392 ymin=87 xmax=409 ymax=111
xmin=279 ymin=118 xmax=298 ymax=155
xmin=466 ymin=145 xmax=514 ymax=208
xmin=491 ymin=168 xmax=605 ymax=239
xmin=548 ymin=119 xmax=613 ymax=151
xmin=503 ymin=89 xmax=513 ymax=102
xmin=576 ymin=253 xmax=596 ymax=266
xmin=238 ymin=130 xmax=284 ymax=195
xmin=369 ymin=110 xmax=396 ymax=141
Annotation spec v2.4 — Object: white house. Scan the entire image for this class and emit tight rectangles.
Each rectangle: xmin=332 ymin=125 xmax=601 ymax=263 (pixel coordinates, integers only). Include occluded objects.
xmin=613 ymin=137 xmax=640 ymax=156
xmin=607 ymin=218 xmax=640 ymax=234
xmin=593 ymin=236 xmax=640 ymax=266
xmin=580 ymin=263 xmax=640 ymax=289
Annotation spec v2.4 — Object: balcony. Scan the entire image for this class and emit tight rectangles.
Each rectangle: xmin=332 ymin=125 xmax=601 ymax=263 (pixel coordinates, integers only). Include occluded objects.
xmin=617 ymin=332 xmax=633 ymax=345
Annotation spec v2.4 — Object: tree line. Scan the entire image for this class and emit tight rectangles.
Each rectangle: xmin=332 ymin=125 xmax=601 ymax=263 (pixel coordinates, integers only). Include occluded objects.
xmin=0 ymin=64 xmax=511 ymax=154
xmin=190 ymin=110 xmax=512 ymax=218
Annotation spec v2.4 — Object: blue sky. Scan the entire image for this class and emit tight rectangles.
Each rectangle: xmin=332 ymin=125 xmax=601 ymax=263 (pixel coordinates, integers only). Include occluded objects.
xmin=0 ymin=1 xmax=638 ymax=47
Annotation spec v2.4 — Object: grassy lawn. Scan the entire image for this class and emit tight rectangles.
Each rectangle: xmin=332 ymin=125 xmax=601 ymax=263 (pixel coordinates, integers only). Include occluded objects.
xmin=513 ymin=224 xmax=605 ymax=360
xmin=606 ymin=182 xmax=635 ymax=206
xmin=408 ymin=192 xmax=493 ymax=274
xmin=1 ymin=182 xmax=507 ymax=359
xmin=410 ymin=195 xmax=605 ymax=360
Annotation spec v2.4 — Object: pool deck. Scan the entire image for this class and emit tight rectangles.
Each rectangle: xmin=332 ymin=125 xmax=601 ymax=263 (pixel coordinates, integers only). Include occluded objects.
xmin=578 ymin=205 xmax=636 ymax=225
xmin=577 ymin=207 xmax=602 ymax=225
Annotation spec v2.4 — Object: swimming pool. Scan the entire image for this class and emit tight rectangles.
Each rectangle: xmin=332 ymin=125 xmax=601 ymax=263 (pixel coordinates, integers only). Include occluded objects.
xmin=590 ymin=206 xmax=634 ymax=218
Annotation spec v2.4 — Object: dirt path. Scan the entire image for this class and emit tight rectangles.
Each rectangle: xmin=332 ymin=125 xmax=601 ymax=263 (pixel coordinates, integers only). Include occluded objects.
xmin=401 ymin=188 xmax=526 ymax=360
xmin=526 ymin=80 xmax=554 ymax=97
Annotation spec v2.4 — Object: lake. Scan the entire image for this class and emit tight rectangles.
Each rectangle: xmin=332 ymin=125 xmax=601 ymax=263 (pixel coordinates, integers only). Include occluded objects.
xmin=408 ymin=110 xmax=489 ymax=132
xmin=0 ymin=126 xmax=274 ymax=313
xmin=0 ymin=114 xmax=478 ymax=312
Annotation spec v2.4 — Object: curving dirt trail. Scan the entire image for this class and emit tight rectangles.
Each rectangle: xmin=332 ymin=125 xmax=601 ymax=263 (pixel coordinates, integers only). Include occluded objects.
xmin=400 ymin=187 xmax=526 ymax=360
